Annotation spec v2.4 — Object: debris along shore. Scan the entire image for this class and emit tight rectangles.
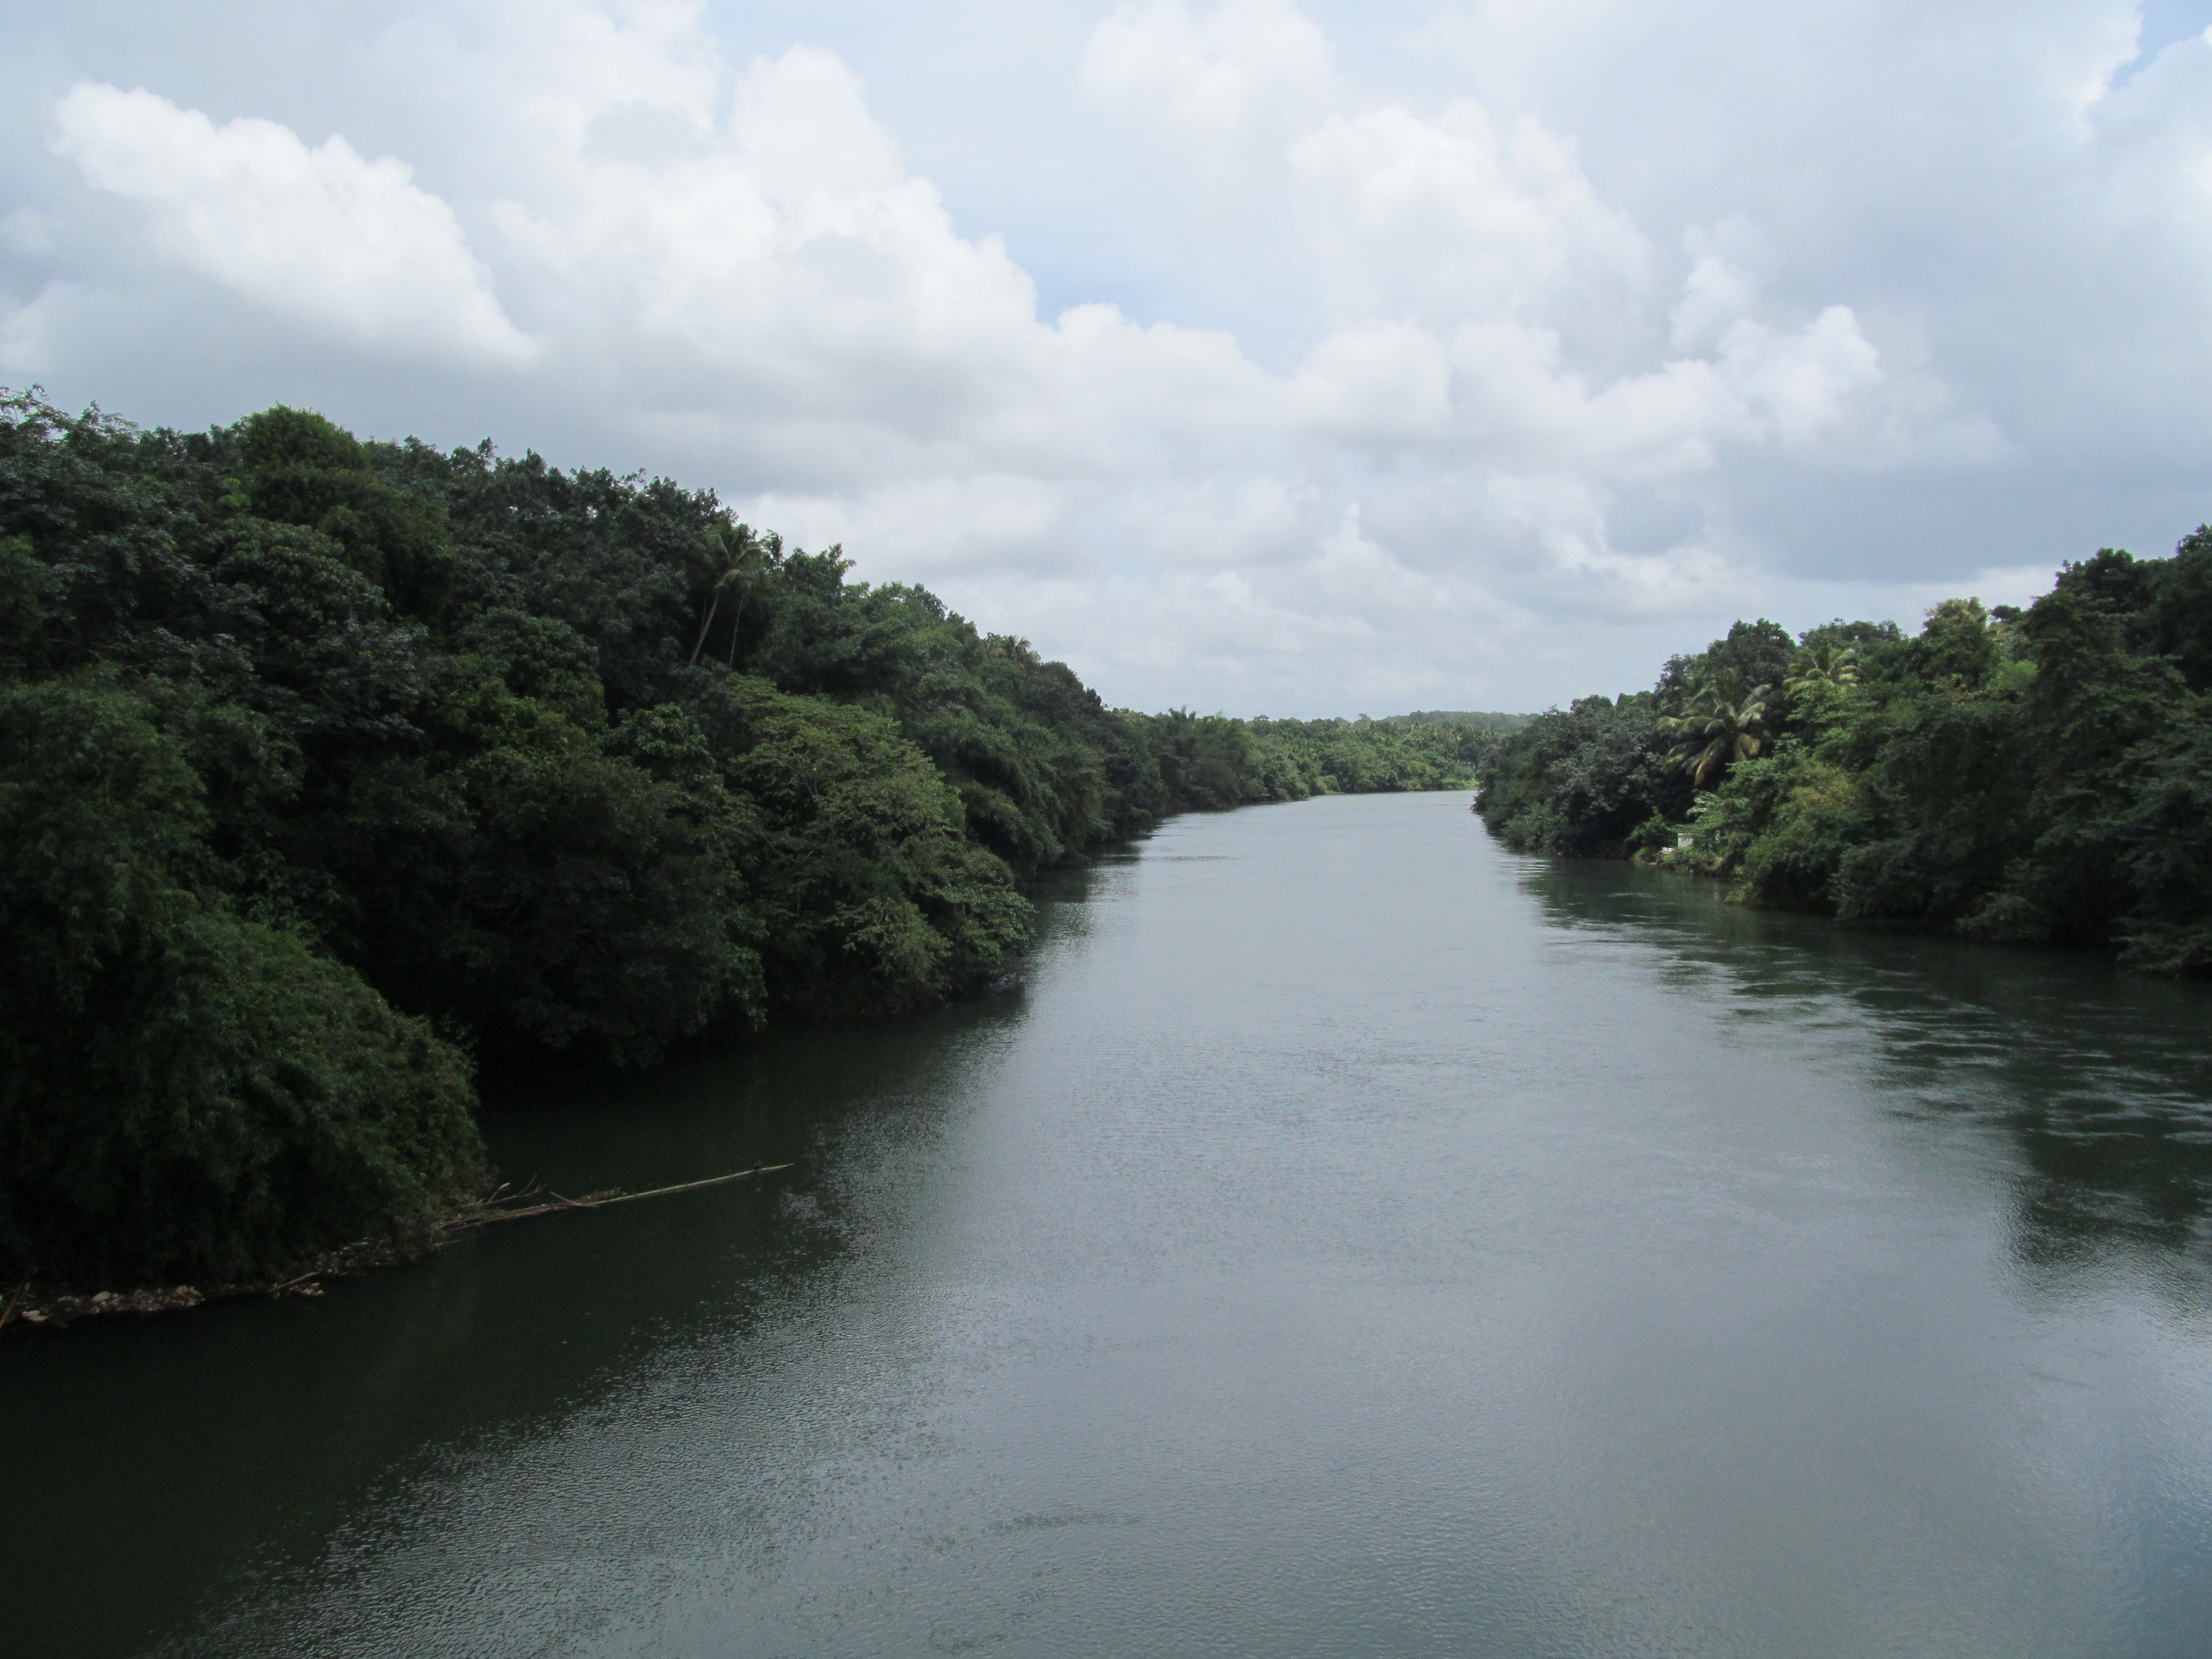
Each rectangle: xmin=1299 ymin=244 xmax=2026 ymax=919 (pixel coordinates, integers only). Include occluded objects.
xmin=0 ymin=1163 xmax=793 ymax=1333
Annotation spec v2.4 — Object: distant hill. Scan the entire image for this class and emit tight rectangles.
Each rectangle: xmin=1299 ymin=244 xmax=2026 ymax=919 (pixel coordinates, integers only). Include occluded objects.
xmin=1373 ymin=710 xmax=1532 ymax=732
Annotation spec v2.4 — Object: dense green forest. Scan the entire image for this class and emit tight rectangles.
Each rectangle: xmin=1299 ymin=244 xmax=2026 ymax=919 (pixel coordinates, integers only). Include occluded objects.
xmin=0 ymin=392 xmax=1508 ymax=1291
xmin=1477 ymin=539 xmax=2212 ymax=974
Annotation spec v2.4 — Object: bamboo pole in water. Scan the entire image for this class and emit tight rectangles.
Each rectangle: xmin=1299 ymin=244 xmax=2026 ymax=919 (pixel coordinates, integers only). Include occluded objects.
xmin=0 ymin=1165 xmax=797 ymax=1329
xmin=453 ymin=1163 xmax=795 ymax=1228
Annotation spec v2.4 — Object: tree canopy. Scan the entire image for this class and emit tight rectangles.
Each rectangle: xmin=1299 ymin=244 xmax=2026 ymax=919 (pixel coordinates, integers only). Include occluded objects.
xmin=1476 ymin=545 xmax=2212 ymax=974
xmin=0 ymin=390 xmax=1503 ymax=1288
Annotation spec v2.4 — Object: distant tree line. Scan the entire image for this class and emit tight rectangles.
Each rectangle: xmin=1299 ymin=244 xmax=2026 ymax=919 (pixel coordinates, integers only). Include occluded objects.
xmin=0 ymin=392 xmax=1506 ymax=1290
xmin=1477 ymin=541 xmax=2212 ymax=974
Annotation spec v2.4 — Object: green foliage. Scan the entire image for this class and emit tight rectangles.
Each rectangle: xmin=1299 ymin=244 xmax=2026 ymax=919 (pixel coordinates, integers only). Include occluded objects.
xmin=1140 ymin=709 xmax=1265 ymax=809
xmin=1784 ymin=642 xmax=1859 ymax=696
xmin=352 ymin=690 xmax=762 ymax=1064
xmin=0 ymin=674 xmax=483 ymax=1286
xmin=2109 ymin=710 xmax=2212 ymax=971
xmin=1479 ymin=543 xmax=2212 ymax=975
xmin=238 ymin=407 xmax=453 ymax=618
xmin=0 ymin=533 xmax=53 ymax=672
xmin=1833 ymin=690 xmax=2031 ymax=923
xmin=1106 ymin=708 xmax=1498 ymax=816
xmin=1658 ymin=666 xmax=1773 ymax=785
xmin=1655 ymin=619 xmax=1793 ymax=708
xmin=1477 ymin=693 xmax=1687 ymax=856
xmin=0 ymin=387 xmax=1507 ymax=1288
xmin=1734 ymin=751 xmax=1859 ymax=907
xmin=698 ymin=677 xmax=1034 ymax=1015
xmin=1893 ymin=597 xmax=2004 ymax=689
xmin=2138 ymin=528 xmax=2212 ymax=691
xmin=459 ymin=606 xmax=607 ymax=726
xmin=1625 ymin=810 xmax=1677 ymax=857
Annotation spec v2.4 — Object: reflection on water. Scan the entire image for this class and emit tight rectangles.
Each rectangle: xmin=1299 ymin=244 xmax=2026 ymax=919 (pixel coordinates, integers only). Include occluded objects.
xmin=4 ymin=967 xmax=1052 ymax=1659
xmin=1521 ymin=858 xmax=2212 ymax=1279
xmin=9 ymin=796 xmax=2212 ymax=1659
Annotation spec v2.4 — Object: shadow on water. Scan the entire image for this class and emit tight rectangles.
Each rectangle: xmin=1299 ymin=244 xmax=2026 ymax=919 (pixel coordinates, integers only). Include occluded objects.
xmin=0 ymin=863 xmax=1116 ymax=1659
xmin=1515 ymin=855 xmax=2212 ymax=1287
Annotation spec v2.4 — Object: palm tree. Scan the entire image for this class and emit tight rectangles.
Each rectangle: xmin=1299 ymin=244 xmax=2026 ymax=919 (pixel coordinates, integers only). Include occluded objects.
xmin=688 ymin=523 xmax=776 ymax=668
xmin=1658 ymin=667 xmax=1772 ymax=785
xmin=1783 ymin=643 xmax=1859 ymax=697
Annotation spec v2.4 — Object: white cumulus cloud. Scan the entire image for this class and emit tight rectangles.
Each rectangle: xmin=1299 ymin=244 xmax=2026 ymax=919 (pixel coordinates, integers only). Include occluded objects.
xmin=49 ymin=82 xmax=536 ymax=367
xmin=4 ymin=0 xmax=2206 ymax=711
xmin=1082 ymin=0 xmax=1335 ymax=143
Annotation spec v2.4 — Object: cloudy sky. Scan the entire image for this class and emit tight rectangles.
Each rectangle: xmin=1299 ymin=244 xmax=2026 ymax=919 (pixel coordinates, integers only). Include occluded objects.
xmin=5 ymin=1 xmax=2212 ymax=713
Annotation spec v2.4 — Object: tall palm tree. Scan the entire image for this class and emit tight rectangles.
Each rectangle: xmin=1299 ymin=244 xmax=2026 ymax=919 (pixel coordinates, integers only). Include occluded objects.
xmin=1658 ymin=667 xmax=1772 ymax=785
xmin=1784 ymin=643 xmax=1859 ymax=697
xmin=688 ymin=523 xmax=775 ymax=668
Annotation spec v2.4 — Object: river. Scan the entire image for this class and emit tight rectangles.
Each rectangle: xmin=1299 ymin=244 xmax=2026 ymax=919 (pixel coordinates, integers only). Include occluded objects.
xmin=8 ymin=791 xmax=2212 ymax=1657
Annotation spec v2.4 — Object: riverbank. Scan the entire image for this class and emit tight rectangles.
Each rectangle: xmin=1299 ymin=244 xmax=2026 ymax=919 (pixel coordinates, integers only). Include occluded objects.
xmin=2 ymin=1243 xmax=387 ymax=1329
xmin=1474 ymin=549 xmax=2212 ymax=974
xmin=0 ymin=1164 xmax=792 ymax=1332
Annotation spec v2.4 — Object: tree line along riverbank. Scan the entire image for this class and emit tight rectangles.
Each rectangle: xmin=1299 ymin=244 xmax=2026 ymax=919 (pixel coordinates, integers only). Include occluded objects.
xmin=1475 ymin=539 xmax=2212 ymax=975
xmin=0 ymin=392 xmax=1516 ymax=1300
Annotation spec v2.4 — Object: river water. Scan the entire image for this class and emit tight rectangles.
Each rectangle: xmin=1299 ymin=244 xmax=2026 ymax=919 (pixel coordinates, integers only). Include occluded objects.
xmin=8 ymin=791 xmax=2212 ymax=1657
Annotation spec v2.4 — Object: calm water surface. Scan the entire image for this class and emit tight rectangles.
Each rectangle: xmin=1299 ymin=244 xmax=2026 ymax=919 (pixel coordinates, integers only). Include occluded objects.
xmin=8 ymin=792 xmax=2212 ymax=1656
